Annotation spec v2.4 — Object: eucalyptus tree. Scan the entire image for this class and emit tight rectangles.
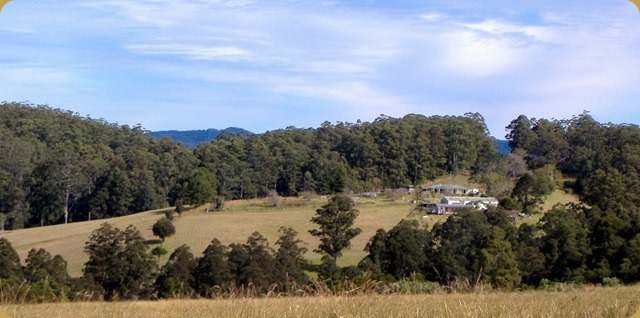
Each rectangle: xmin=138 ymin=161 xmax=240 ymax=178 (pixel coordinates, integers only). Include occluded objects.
xmin=309 ymin=195 xmax=362 ymax=263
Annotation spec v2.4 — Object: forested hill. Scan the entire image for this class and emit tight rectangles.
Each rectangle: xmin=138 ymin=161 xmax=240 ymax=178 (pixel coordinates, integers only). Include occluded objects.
xmin=5 ymin=102 xmax=640 ymax=293
xmin=150 ymin=127 xmax=252 ymax=148
xmin=0 ymin=102 xmax=497 ymax=229
xmin=503 ymin=112 xmax=640 ymax=284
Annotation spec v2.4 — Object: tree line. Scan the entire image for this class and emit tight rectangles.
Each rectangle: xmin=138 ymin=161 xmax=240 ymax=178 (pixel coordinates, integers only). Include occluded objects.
xmin=2 ymin=193 xmax=639 ymax=303
xmin=0 ymin=195 xmax=354 ymax=301
xmin=0 ymin=102 xmax=495 ymax=230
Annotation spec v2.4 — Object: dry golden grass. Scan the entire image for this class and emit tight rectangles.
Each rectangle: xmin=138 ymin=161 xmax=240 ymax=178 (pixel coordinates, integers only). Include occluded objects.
xmin=144 ymin=198 xmax=414 ymax=267
xmin=4 ymin=285 xmax=640 ymax=318
xmin=0 ymin=198 xmax=414 ymax=276
xmin=0 ymin=208 xmax=170 ymax=277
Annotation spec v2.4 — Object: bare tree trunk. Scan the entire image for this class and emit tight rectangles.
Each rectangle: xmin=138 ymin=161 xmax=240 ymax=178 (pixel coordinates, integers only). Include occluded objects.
xmin=63 ymin=187 xmax=70 ymax=224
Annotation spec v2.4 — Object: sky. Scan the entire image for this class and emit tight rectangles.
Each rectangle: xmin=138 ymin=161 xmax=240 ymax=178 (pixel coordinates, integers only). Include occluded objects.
xmin=1 ymin=0 xmax=640 ymax=138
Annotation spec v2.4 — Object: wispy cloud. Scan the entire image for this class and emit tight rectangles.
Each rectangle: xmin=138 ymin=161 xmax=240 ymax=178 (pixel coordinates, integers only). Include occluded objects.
xmin=127 ymin=44 xmax=251 ymax=61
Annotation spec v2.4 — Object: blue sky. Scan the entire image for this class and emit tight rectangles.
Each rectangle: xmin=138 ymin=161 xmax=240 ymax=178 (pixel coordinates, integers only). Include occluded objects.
xmin=1 ymin=0 xmax=639 ymax=138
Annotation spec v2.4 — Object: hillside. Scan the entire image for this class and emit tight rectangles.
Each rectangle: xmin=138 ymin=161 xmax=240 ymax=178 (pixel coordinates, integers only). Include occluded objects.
xmin=0 ymin=184 xmax=581 ymax=277
xmin=0 ymin=103 xmax=499 ymax=230
xmin=0 ymin=197 xmax=415 ymax=277
xmin=150 ymin=127 xmax=252 ymax=148
xmin=3 ymin=103 xmax=640 ymax=291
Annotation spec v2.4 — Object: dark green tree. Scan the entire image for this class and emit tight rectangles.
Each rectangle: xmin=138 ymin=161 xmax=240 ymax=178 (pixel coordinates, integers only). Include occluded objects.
xmin=23 ymin=248 xmax=71 ymax=299
xmin=235 ymin=232 xmax=277 ymax=293
xmin=539 ymin=204 xmax=590 ymax=283
xmin=431 ymin=209 xmax=490 ymax=284
xmin=274 ymin=227 xmax=309 ymax=289
xmin=184 ymin=168 xmax=216 ymax=207
xmin=227 ymin=242 xmax=250 ymax=285
xmin=0 ymin=237 xmax=23 ymax=281
xmin=359 ymin=228 xmax=388 ymax=276
xmin=155 ymin=244 xmax=196 ymax=298
xmin=479 ymin=226 xmax=521 ymax=289
xmin=381 ymin=219 xmax=432 ymax=279
xmin=309 ymin=195 xmax=362 ymax=263
xmin=152 ymin=217 xmax=176 ymax=242
xmin=83 ymin=223 xmax=157 ymax=300
xmin=505 ymin=115 xmax=536 ymax=153
xmin=511 ymin=170 xmax=554 ymax=214
xmin=515 ymin=223 xmax=546 ymax=286
xmin=431 ymin=209 xmax=519 ymax=288
xmin=193 ymin=238 xmax=233 ymax=296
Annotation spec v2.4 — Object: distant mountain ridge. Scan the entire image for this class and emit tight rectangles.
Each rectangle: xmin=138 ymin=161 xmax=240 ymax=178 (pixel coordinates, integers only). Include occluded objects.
xmin=150 ymin=127 xmax=252 ymax=148
xmin=495 ymin=139 xmax=510 ymax=155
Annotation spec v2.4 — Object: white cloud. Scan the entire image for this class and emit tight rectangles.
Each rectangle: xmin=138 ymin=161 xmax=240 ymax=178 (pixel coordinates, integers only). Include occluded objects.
xmin=459 ymin=19 xmax=552 ymax=41
xmin=436 ymin=30 xmax=523 ymax=77
xmin=127 ymin=44 xmax=251 ymax=61
xmin=275 ymin=80 xmax=415 ymax=119
xmin=420 ymin=13 xmax=444 ymax=22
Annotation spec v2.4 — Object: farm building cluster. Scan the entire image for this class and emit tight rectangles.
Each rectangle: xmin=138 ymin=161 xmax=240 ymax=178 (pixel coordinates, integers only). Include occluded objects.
xmin=420 ymin=184 xmax=498 ymax=215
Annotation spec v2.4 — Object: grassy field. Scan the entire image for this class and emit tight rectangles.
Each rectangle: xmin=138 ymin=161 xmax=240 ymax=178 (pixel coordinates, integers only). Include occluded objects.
xmin=0 ymin=179 xmax=578 ymax=277
xmin=0 ymin=197 xmax=417 ymax=276
xmin=3 ymin=285 xmax=640 ymax=318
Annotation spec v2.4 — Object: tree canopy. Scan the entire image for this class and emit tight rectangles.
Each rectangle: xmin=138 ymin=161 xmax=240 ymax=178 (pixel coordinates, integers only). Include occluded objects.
xmin=0 ymin=103 xmax=498 ymax=229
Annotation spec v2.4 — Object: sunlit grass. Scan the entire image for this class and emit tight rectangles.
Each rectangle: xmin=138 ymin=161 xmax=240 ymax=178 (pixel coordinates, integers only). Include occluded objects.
xmin=4 ymin=285 xmax=640 ymax=318
xmin=0 ymin=197 xmax=414 ymax=276
xmin=0 ymin=176 xmax=581 ymax=276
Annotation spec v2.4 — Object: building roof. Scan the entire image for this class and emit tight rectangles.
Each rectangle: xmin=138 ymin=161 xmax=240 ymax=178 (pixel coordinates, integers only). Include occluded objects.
xmin=444 ymin=196 xmax=498 ymax=203
xmin=425 ymin=184 xmax=470 ymax=190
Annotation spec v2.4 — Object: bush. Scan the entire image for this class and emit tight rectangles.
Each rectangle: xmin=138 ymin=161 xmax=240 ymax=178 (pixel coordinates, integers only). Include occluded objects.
xmin=175 ymin=200 xmax=185 ymax=215
xmin=539 ymin=278 xmax=583 ymax=292
xmin=602 ymin=277 xmax=622 ymax=287
xmin=212 ymin=197 xmax=225 ymax=211
xmin=389 ymin=280 xmax=442 ymax=294
xmin=268 ymin=190 xmax=282 ymax=207
xmin=151 ymin=246 xmax=168 ymax=258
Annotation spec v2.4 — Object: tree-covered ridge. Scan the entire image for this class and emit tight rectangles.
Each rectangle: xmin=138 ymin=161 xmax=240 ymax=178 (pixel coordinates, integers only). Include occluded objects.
xmin=195 ymin=113 xmax=497 ymax=199
xmin=505 ymin=112 xmax=640 ymax=283
xmin=150 ymin=127 xmax=252 ymax=148
xmin=0 ymin=102 xmax=196 ymax=229
xmin=0 ymin=102 xmax=498 ymax=229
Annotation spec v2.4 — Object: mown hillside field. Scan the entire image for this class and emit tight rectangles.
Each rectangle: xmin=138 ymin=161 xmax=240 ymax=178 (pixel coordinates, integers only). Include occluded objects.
xmin=0 ymin=181 xmax=576 ymax=278
xmin=0 ymin=197 xmax=417 ymax=276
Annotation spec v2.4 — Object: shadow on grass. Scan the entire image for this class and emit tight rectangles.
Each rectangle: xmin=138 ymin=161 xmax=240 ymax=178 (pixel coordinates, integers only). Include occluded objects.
xmin=151 ymin=208 xmax=174 ymax=216
xmin=145 ymin=239 xmax=163 ymax=245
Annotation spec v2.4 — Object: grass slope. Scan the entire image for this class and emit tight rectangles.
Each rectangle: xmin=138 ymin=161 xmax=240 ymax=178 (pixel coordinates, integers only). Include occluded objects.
xmin=0 ymin=184 xmax=579 ymax=277
xmin=0 ymin=198 xmax=414 ymax=277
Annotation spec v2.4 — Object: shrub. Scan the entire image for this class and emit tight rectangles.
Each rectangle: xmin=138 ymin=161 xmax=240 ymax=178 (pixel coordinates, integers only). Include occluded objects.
xmin=268 ymin=190 xmax=282 ymax=207
xmin=389 ymin=280 xmax=442 ymax=294
xmin=602 ymin=277 xmax=622 ymax=287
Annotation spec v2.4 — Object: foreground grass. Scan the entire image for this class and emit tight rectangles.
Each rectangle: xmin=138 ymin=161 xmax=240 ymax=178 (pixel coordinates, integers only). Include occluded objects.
xmin=4 ymin=285 xmax=640 ymax=318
